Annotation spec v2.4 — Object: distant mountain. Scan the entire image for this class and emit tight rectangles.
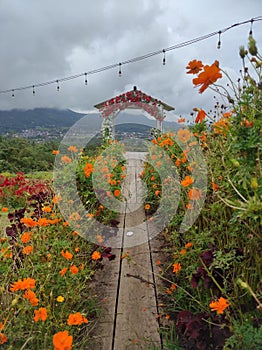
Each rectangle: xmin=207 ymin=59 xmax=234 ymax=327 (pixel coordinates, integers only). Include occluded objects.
xmin=0 ymin=108 xmax=180 ymax=136
xmin=0 ymin=108 xmax=86 ymax=133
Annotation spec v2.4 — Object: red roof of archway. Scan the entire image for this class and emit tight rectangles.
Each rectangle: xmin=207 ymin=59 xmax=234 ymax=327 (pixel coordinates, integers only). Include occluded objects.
xmin=94 ymin=86 xmax=175 ymax=112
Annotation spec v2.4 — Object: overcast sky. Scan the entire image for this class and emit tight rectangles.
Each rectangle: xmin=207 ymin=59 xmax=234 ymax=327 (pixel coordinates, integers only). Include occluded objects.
xmin=0 ymin=0 xmax=261 ymax=120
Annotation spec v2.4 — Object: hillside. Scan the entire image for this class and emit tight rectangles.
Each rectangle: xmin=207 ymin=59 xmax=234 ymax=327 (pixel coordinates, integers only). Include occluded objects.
xmin=0 ymin=108 xmax=180 ymax=137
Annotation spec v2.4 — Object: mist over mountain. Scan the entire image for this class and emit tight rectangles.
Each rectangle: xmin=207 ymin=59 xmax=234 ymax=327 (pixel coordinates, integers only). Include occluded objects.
xmin=0 ymin=108 xmax=180 ymax=137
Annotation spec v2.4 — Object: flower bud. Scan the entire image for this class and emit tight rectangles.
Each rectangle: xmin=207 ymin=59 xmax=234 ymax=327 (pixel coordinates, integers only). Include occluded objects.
xmin=239 ymin=46 xmax=247 ymax=59
xmin=248 ymin=36 xmax=258 ymax=56
xmin=250 ymin=177 xmax=258 ymax=190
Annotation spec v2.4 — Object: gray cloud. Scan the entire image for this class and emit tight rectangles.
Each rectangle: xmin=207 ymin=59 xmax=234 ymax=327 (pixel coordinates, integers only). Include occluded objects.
xmin=0 ymin=0 xmax=261 ymax=118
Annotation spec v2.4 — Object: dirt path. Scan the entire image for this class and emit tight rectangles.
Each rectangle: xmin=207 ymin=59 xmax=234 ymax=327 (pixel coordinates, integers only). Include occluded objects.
xmin=91 ymin=152 xmax=163 ymax=350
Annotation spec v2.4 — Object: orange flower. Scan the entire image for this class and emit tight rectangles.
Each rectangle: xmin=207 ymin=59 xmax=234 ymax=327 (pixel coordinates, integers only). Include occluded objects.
xmin=180 ymin=249 xmax=186 ymax=255
xmin=53 ymin=330 xmax=73 ymax=350
xmin=20 ymin=217 xmax=37 ymax=227
xmin=61 ymin=250 xmax=73 ymax=260
xmin=186 ymin=203 xmax=193 ymax=209
xmin=155 ymin=190 xmax=161 ymax=196
xmin=195 ymin=109 xmax=207 ymax=123
xmin=211 ymin=182 xmax=219 ymax=191
xmin=192 ymin=61 xmax=222 ymax=93
xmin=186 ymin=60 xmax=203 ymax=74
xmin=61 ymin=155 xmax=72 ymax=164
xmin=170 ymin=283 xmax=177 ymax=290
xmin=67 ymin=312 xmax=88 ymax=326
xmin=114 ymin=189 xmax=121 ymax=197
xmin=23 ymin=289 xmax=39 ymax=306
xmin=209 ymin=297 xmax=230 ymax=314
xmin=52 ymin=150 xmax=59 ymax=155
xmin=52 ymin=195 xmax=62 ymax=204
xmin=70 ymin=265 xmax=79 ymax=274
xmin=185 ymin=242 xmax=193 ymax=249
xmin=21 ymin=232 xmax=32 ymax=243
xmin=59 ymin=267 xmax=68 ymax=277
xmin=181 ymin=176 xmax=194 ymax=187
xmin=42 ymin=206 xmax=52 ymax=213
xmin=91 ymin=251 xmax=101 ymax=261
xmin=188 ymin=188 xmax=202 ymax=200
xmin=22 ymin=245 xmax=33 ymax=255
xmin=0 ymin=333 xmax=7 ymax=345
xmin=34 ymin=307 xmax=47 ymax=322
xmin=173 ymin=263 xmax=181 ymax=274
xmin=177 ymin=129 xmax=191 ymax=143
xmin=84 ymin=163 xmax=94 ymax=177
xmin=69 ymin=212 xmax=81 ymax=221
xmin=1 ymin=207 xmax=8 ymax=212
xmin=175 ymin=158 xmax=181 ymax=167
xmin=144 ymin=204 xmax=151 ymax=210
xmin=10 ymin=277 xmax=36 ymax=292
xmin=67 ymin=145 xmax=78 ymax=153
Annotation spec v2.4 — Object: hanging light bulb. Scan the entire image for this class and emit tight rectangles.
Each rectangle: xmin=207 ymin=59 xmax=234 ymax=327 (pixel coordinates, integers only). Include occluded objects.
xmin=84 ymin=73 xmax=88 ymax=85
xmin=217 ymin=31 xmax=221 ymax=49
xmin=249 ymin=18 xmax=254 ymax=36
xmin=162 ymin=49 xmax=166 ymax=65
xmin=11 ymin=89 xmax=15 ymax=97
xmin=56 ymin=80 xmax=60 ymax=91
xmin=32 ymin=85 xmax=35 ymax=95
xmin=118 ymin=63 xmax=122 ymax=77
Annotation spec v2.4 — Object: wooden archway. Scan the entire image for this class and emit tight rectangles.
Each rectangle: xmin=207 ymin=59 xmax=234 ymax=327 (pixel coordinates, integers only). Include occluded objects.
xmin=94 ymin=86 xmax=174 ymax=141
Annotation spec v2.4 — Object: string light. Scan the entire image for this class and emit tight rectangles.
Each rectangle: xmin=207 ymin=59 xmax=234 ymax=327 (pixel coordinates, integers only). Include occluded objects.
xmin=162 ymin=49 xmax=166 ymax=65
xmin=0 ymin=16 xmax=261 ymax=97
xmin=118 ymin=63 xmax=122 ymax=77
xmin=249 ymin=18 xmax=254 ymax=36
xmin=217 ymin=31 xmax=221 ymax=49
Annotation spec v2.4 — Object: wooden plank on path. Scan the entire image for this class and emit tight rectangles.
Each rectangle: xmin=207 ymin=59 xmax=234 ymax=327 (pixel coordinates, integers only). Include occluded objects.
xmin=91 ymin=152 xmax=162 ymax=350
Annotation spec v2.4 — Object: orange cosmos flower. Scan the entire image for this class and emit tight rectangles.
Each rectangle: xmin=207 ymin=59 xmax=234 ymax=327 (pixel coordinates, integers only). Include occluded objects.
xmin=180 ymin=249 xmax=187 ymax=255
xmin=144 ymin=204 xmax=151 ymax=210
xmin=67 ymin=312 xmax=88 ymax=326
xmin=10 ymin=277 xmax=36 ymax=292
xmin=211 ymin=182 xmax=219 ymax=191
xmin=42 ymin=206 xmax=52 ymax=213
xmin=61 ymin=155 xmax=72 ymax=164
xmin=34 ymin=307 xmax=47 ymax=322
xmin=173 ymin=263 xmax=182 ymax=274
xmin=61 ymin=250 xmax=73 ymax=260
xmin=192 ymin=61 xmax=222 ymax=93
xmin=20 ymin=217 xmax=37 ymax=227
xmin=114 ymin=189 xmax=121 ymax=197
xmin=67 ymin=145 xmax=78 ymax=153
xmin=21 ymin=232 xmax=32 ymax=243
xmin=69 ymin=212 xmax=81 ymax=221
xmin=53 ymin=330 xmax=73 ymax=350
xmin=84 ymin=163 xmax=94 ymax=177
xmin=186 ymin=59 xmax=203 ymax=74
xmin=177 ymin=129 xmax=191 ymax=143
xmin=91 ymin=251 xmax=101 ymax=261
xmin=188 ymin=188 xmax=202 ymax=200
xmin=22 ymin=245 xmax=33 ymax=255
xmin=23 ymin=289 xmax=39 ymax=306
xmin=195 ymin=109 xmax=207 ymax=123
xmin=0 ymin=333 xmax=7 ymax=345
xmin=185 ymin=242 xmax=193 ymax=249
xmin=209 ymin=297 xmax=230 ymax=314
xmin=181 ymin=176 xmax=194 ymax=187
xmin=1 ymin=207 xmax=8 ymax=212
xmin=59 ymin=267 xmax=68 ymax=277
xmin=52 ymin=150 xmax=59 ymax=155
xmin=52 ymin=195 xmax=62 ymax=204
xmin=70 ymin=265 xmax=79 ymax=274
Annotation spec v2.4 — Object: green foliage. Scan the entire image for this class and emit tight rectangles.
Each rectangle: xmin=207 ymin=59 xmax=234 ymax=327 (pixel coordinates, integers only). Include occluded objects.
xmin=0 ymin=136 xmax=59 ymax=173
